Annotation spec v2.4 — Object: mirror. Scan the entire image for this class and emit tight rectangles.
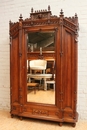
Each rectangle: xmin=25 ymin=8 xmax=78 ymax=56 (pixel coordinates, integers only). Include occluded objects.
xmin=27 ymin=31 xmax=55 ymax=52
xmin=26 ymin=31 xmax=55 ymax=104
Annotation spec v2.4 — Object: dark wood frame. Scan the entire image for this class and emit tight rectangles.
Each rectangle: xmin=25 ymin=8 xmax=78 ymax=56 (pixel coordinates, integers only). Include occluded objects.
xmin=9 ymin=6 xmax=79 ymax=127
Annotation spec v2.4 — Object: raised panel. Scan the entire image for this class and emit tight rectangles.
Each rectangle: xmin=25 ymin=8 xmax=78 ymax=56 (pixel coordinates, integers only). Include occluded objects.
xmin=21 ymin=105 xmax=63 ymax=121
xmin=10 ymin=36 xmax=19 ymax=104
xmin=62 ymin=28 xmax=75 ymax=111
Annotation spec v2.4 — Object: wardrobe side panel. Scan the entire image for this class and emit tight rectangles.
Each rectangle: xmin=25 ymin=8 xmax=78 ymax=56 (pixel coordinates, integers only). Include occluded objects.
xmin=10 ymin=36 xmax=19 ymax=104
xmin=62 ymin=28 xmax=76 ymax=116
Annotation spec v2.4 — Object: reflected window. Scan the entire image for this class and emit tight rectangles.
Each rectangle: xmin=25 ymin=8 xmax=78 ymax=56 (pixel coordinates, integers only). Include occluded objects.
xmin=27 ymin=31 xmax=55 ymax=52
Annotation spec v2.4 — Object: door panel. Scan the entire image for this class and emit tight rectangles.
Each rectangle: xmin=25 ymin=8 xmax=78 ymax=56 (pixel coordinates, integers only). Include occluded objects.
xmin=62 ymin=28 xmax=75 ymax=111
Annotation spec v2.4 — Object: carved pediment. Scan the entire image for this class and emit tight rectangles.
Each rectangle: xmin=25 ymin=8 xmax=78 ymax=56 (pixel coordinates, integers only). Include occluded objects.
xmin=9 ymin=6 xmax=79 ymax=37
xmin=30 ymin=5 xmax=52 ymax=20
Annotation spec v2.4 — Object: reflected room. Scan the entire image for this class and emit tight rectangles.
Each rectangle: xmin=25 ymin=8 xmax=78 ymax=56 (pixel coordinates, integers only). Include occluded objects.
xmin=27 ymin=31 xmax=55 ymax=104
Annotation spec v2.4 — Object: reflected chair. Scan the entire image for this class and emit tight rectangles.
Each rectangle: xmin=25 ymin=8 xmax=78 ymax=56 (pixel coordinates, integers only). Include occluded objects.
xmin=45 ymin=60 xmax=55 ymax=90
xmin=30 ymin=59 xmax=47 ymax=73
xmin=45 ymin=79 xmax=55 ymax=90
xmin=29 ymin=59 xmax=47 ymax=89
xmin=27 ymin=82 xmax=39 ymax=94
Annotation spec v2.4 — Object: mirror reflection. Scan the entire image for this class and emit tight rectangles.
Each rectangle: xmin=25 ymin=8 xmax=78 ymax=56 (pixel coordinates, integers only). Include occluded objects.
xmin=27 ymin=31 xmax=55 ymax=104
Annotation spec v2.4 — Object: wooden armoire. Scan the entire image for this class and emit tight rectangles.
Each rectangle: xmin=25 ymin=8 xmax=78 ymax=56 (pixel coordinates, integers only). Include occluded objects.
xmin=9 ymin=6 xmax=79 ymax=127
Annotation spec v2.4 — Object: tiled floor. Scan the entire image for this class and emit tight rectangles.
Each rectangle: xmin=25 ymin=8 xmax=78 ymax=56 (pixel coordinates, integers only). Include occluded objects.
xmin=0 ymin=110 xmax=87 ymax=130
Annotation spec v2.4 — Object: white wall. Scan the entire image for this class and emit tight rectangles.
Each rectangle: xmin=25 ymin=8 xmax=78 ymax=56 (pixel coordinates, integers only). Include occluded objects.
xmin=0 ymin=0 xmax=87 ymax=120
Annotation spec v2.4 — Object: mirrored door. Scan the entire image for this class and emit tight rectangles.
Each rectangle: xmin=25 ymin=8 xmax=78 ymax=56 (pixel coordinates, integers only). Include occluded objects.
xmin=26 ymin=31 xmax=55 ymax=104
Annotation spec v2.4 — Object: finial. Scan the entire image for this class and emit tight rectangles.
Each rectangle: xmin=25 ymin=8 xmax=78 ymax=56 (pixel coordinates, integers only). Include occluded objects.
xmin=9 ymin=20 xmax=11 ymax=24
xmin=75 ymin=13 xmax=78 ymax=18
xmin=48 ymin=5 xmax=50 ymax=11
xmin=60 ymin=9 xmax=63 ymax=15
xmin=19 ymin=14 xmax=23 ymax=19
xmin=31 ymin=7 xmax=33 ymax=13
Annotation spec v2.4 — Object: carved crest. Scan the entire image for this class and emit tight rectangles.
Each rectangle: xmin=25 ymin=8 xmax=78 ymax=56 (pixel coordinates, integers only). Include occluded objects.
xmin=9 ymin=6 xmax=79 ymax=38
xmin=30 ymin=5 xmax=51 ymax=20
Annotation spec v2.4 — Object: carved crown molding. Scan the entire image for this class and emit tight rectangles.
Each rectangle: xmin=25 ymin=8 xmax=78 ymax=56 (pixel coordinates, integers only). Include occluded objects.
xmin=9 ymin=21 xmax=19 ymax=38
xmin=9 ymin=6 xmax=79 ymax=37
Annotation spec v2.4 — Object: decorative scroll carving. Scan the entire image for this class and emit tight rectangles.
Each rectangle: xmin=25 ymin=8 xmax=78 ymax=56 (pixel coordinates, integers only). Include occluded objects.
xmin=23 ymin=19 xmax=59 ymax=27
xmin=32 ymin=109 xmax=49 ymax=116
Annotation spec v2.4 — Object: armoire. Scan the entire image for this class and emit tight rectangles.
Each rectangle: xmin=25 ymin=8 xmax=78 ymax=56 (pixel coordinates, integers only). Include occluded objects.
xmin=9 ymin=6 xmax=79 ymax=127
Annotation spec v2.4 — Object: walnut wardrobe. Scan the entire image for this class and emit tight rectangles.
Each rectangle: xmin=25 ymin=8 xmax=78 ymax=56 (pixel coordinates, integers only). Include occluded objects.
xmin=9 ymin=6 xmax=79 ymax=127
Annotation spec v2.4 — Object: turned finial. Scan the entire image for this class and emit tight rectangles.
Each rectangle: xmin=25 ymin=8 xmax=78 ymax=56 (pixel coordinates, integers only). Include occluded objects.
xmin=60 ymin=9 xmax=63 ymax=15
xmin=9 ymin=20 xmax=11 ymax=24
xmin=48 ymin=5 xmax=50 ymax=11
xmin=31 ymin=7 xmax=33 ymax=13
xmin=19 ymin=14 xmax=23 ymax=20
xmin=75 ymin=13 xmax=78 ymax=18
